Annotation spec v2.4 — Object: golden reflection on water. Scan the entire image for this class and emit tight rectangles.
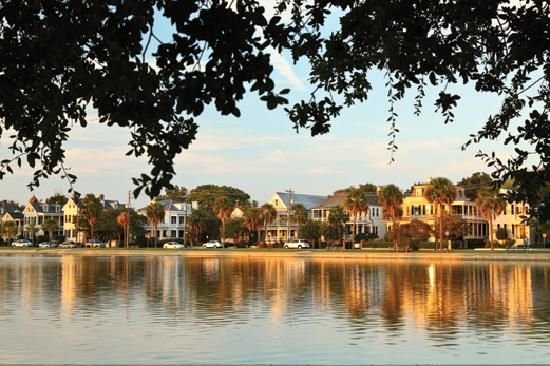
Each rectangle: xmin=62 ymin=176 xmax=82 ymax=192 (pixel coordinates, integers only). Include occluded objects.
xmin=1 ymin=256 xmax=549 ymax=332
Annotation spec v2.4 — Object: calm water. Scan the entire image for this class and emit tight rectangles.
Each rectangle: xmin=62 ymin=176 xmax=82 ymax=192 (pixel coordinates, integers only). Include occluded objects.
xmin=1 ymin=255 xmax=550 ymax=364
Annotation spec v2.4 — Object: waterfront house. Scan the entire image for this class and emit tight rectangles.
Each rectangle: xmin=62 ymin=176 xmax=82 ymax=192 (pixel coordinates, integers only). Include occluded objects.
xmin=263 ymin=192 xmax=326 ymax=245
xmin=493 ymin=189 xmax=535 ymax=246
xmin=311 ymin=191 xmax=386 ymax=242
xmin=62 ymin=195 xmax=84 ymax=243
xmin=22 ymin=196 xmax=63 ymax=240
xmin=1 ymin=200 xmax=24 ymax=240
xmin=137 ymin=200 xmax=192 ymax=242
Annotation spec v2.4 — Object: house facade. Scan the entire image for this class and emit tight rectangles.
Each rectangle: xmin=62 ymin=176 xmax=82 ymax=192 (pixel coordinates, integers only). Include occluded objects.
xmin=493 ymin=189 xmax=535 ymax=246
xmin=138 ymin=200 xmax=192 ymax=242
xmin=62 ymin=196 xmax=84 ymax=243
xmin=399 ymin=180 xmax=488 ymax=246
xmin=22 ymin=196 xmax=63 ymax=240
xmin=311 ymin=191 xmax=386 ymax=241
xmin=1 ymin=200 xmax=24 ymax=240
xmin=263 ymin=192 xmax=326 ymax=245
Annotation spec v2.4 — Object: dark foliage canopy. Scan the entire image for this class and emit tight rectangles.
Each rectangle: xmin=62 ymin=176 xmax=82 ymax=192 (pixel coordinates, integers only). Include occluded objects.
xmin=0 ymin=0 xmax=548 ymax=219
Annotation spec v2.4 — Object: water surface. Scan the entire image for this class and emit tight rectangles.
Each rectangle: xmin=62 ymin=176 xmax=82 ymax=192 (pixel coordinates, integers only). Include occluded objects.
xmin=1 ymin=255 xmax=549 ymax=364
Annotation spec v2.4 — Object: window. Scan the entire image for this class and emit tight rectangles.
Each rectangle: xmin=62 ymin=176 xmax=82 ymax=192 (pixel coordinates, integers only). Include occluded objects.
xmin=275 ymin=199 xmax=279 ymax=207
xmin=171 ymin=216 xmax=176 ymax=225
xmin=179 ymin=216 xmax=184 ymax=225
xmin=171 ymin=230 xmax=176 ymax=237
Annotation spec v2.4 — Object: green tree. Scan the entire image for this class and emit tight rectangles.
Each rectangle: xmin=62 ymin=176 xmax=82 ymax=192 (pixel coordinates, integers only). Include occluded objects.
xmin=260 ymin=203 xmax=277 ymax=246
xmin=476 ymin=190 xmax=507 ymax=251
xmin=41 ymin=218 xmax=59 ymax=241
xmin=188 ymin=207 xmax=218 ymax=245
xmin=243 ymin=207 xmax=261 ymax=244
xmin=424 ymin=177 xmax=456 ymax=251
xmin=343 ymin=188 xmax=369 ymax=249
xmin=146 ymin=202 xmax=165 ymax=248
xmin=81 ymin=194 xmax=102 ymax=241
xmin=292 ymin=203 xmax=308 ymax=238
xmin=399 ymin=219 xmax=432 ymax=251
xmin=327 ymin=206 xmax=349 ymax=249
xmin=300 ymin=220 xmax=322 ymax=249
xmin=25 ymin=223 xmax=38 ymax=244
xmin=188 ymin=185 xmax=249 ymax=210
xmin=1 ymin=1 xmax=548 ymax=214
xmin=1 ymin=221 xmax=17 ymax=243
xmin=214 ymin=197 xmax=233 ymax=243
xmin=320 ymin=222 xmax=339 ymax=249
xmin=379 ymin=184 xmax=403 ymax=252
xmin=45 ymin=193 xmax=68 ymax=206
xmin=457 ymin=172 xmax=495 ymax=200
xmin=225 ymin=218 xmax=245 ymax=244
xmin=157 ymin=186 xmax=188 ymax=202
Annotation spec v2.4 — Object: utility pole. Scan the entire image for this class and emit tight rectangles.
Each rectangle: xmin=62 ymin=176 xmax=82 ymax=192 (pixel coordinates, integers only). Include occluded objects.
xmin=285 ymin=188 xmax=293 ymax=242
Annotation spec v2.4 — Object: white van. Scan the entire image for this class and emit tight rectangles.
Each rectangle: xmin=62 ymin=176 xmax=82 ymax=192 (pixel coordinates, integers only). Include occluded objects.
xmin=283 ymin=239 xmax=310 ymax=249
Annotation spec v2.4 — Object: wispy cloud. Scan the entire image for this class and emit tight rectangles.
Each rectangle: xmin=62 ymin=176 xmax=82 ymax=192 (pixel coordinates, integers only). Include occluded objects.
xmin=267 ymin=47 xmax=305 ymax=91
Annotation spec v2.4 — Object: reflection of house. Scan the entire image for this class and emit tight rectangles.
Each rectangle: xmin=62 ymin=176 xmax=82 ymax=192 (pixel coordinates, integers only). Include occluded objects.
xmin=22 ymin=196 xmax=63 ymax=239
xmin=311 ymin=191 xmax=386 ymax=241
xmin=400 ymin=179 xmax=487 ymax=244
xmin=137 ymin=200 xmax=192 ymax=240
xmin=493 ymin=189 xmax=535 ymax=245
xmin=62 ymin=195 xmax=84 ymax=243
xmin=263 ymin=192 xmax=326 ymax=245
xmin=0 ymin=200 xmax=24 ymax=239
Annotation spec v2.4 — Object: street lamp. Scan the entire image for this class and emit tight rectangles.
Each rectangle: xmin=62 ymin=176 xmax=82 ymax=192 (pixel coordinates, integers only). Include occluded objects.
xmin=543 ymin=233 xmax=547 ymax=249
xmin=445 ymin=230 xmax=450 ymax=251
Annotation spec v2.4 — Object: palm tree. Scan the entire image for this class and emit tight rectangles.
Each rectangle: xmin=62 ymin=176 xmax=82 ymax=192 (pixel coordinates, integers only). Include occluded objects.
xmin=328 ymin=206 xmax=348 ymax=249
xmin=81 ymin=194 xmax=102 ymax=241
xmin=260 ymin=203 xmax=277 ymax=246
xmin=146 ymin=201 xmax=165 ymax=248
xmin=188 ymin=207 xmax=212 ymax=245
xmin=476 ymin=189 xmax=506 ymax=251
xmin=243 ymin=207 xmax=262 ymax=244
xmin=343 ymin=188 xmax=369 ymax=249
xmin=42 ymin=218 xmax=59 ymax=241
xmin=1 ymin=221 xmax=17 ymax=243
xmin=292 ymin=203 xmax=308 ymax=238
xmin=214 ymin=197 xmax=233 ymax=243
xmin=117 ymin=212 xmax=130 ymax=248
xmin=424 ymin=177 xmax=456 ymax=251
xmin=25 ymin=222 xmax=38 ymax=244
xmin=379 ymin=184 xmax=403 ymax=251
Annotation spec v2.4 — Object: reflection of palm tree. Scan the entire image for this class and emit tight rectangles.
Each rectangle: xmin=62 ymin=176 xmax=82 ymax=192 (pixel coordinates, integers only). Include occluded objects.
xmin=379 ymin=184 xmax=403 ymax=251
xmin=42 ymin=218 xmax=59 ymax=241
xmin=344 ymin=188 xmax=369 ymax=249
xmin=146 ymin=202 xmax=165 ymax=248
xmin=424 ymin=177 xmax=456 ymax=251
xmin=260 ymin=203 xmax=277 ymax=246
xmin=476 ymin=190 xmax=506 ymax=250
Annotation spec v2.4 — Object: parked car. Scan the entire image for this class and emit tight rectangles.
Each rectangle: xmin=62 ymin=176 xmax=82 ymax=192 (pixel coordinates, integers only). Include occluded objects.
xmin=86 ymin=239 xmax=106 ymax=248
xmin=38 ymin=241 xmax=56 ymax=248
xmin=202 ymin=240 xmax=224 ymax=248
xmin=58 ymin=241 xmax=77 ymax=248
xmin=163 ymin=242 xmax=185 ymax=249
xmin=12 ymin=239 xmax=33 ymax=248
xmin=283 ymin=239 xmax=311 ymax=249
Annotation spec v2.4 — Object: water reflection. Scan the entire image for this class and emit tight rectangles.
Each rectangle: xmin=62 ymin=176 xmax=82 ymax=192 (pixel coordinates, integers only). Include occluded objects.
xmin=1 ymin=256 xmax=550 ymax=364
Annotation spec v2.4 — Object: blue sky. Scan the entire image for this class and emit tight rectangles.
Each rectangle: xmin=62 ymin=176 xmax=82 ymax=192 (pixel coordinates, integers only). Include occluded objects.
xmin=0 ymin=3 xmax=515 ymax=208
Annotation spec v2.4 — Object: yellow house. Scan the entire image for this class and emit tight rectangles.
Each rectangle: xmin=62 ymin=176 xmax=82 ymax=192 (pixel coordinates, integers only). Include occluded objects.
xmin=62 ymin=196 xmax=84 ymax=243
xmin=263 ymin=192 xmax=326 ymax=245
xmin=399 ymin=179 xmax=487 ymax=247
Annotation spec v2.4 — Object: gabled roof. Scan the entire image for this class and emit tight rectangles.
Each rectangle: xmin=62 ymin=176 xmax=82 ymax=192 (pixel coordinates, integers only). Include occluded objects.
xmin=0 ymin=201 xmax=23 ymax=217
xmin=314 ymin=192 xmax=380 ymax=209
xmin=275 ymin=192 xmax=327 ymax=210
xmin=138 ymin=199 xmax=189 ymax=213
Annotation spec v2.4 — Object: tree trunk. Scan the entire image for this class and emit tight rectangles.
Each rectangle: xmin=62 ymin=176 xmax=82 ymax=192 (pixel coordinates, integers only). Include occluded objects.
xmin=489 ymin=215 xmax=494 ymax=251
xmin=439 ymin=205 xmax=444 ymax=251
xmin=154 ymin=224 xmax=158 ymax=248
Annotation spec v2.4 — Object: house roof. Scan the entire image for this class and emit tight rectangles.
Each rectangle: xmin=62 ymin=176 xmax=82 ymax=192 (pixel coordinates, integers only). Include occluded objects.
xmin=275 ymin=192 xmax=327 ymax=210
xmin=138 ymin=199 xmax=189 ymax=213
xmin=314 ymin=192 xmax=380 ymax=209
xmin=0 ymin=201 xmax=23 ymax=219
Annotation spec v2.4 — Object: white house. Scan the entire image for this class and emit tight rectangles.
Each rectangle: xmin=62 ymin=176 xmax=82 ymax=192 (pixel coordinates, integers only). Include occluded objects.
xmin=138 ymin=200 xmax=192 ymax=242
xmin=22 ymin=196 xmax=63 ymax=239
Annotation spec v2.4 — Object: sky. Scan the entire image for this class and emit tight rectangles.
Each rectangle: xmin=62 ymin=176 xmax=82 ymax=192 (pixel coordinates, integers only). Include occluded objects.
xmin=0 ymin=2 xmax=519 ymax=209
